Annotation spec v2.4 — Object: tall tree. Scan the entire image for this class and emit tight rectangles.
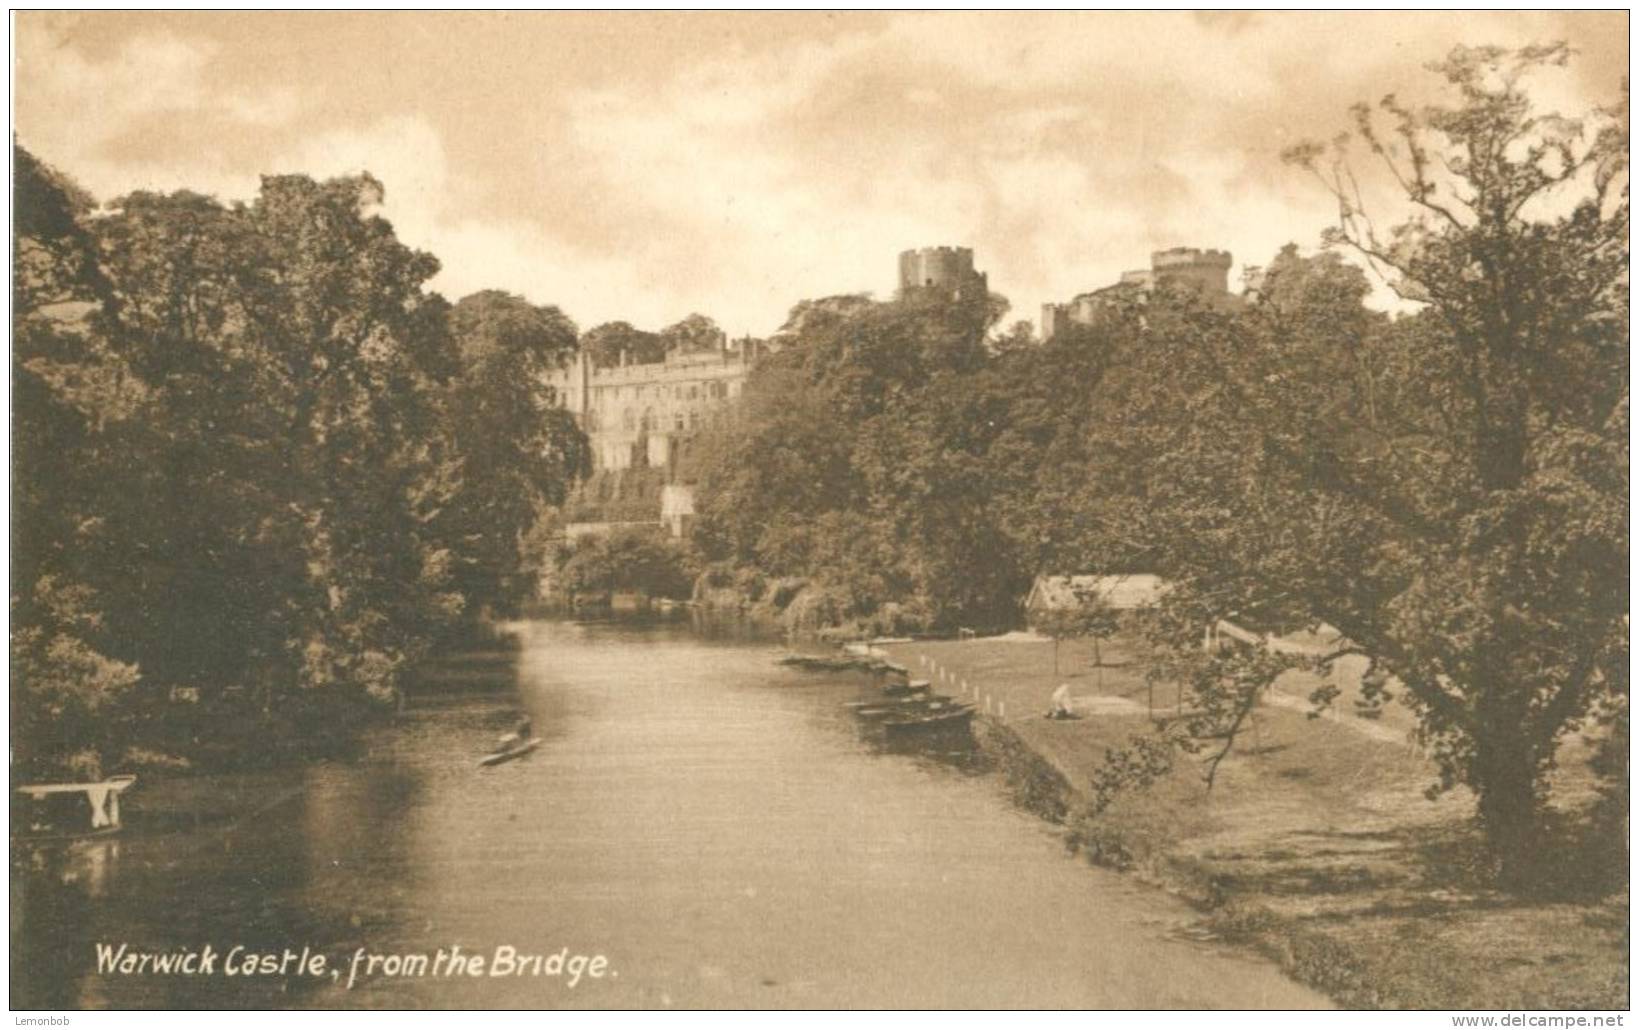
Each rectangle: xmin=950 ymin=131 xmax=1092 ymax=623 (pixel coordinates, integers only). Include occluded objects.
xmin=1277 ymin=44 xmax=1628 ymax=880
xmin=581 ymin=320 xmax=664 ymax=368
xmin=443 ymin=290 xmax=588 ymax=613
xmin=692 ymin=287 xmax=1021 ymax=629
xmin=87 ymin=172 xmax=465 ymax=731
xmin=11 ymin=144 xmax=140 ymax=779
xmin=1096 ymin=44 xmax=1626 ymax=885
xmin=659 ymin=312 xmax=724 ymax=354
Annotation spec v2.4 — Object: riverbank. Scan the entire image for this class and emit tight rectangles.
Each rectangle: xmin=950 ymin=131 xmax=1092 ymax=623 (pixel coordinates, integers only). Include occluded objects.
xmin=877 ymin=635 xmax=1628 ymax=1010
xmin=19 ymin=616 xmax=1337 ymax=1009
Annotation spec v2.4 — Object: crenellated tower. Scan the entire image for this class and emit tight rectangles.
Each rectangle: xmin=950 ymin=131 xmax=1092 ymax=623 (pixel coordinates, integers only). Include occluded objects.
xmin=1149 ymin=247 xmax=1233 ymax=296
xmin=1040 ymin=245 xmax=1236 ymax=339
xmin=897 ymin=246 xmax=988 ymax=301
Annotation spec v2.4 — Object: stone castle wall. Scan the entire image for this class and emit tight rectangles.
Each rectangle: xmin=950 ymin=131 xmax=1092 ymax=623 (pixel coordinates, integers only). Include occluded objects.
xmin=898 ymin=246 xmax=988 ymax=300
xmin=545 ymin=344 xmax=757 ymax=473
xmin=1041 ymin=246 xmax=1235 ymax=339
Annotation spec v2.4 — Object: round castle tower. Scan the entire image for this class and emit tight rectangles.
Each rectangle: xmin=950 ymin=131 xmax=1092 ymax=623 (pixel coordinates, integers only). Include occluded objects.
xmin=898 ymin=246 xmax=988 ymax=299
xmin=1149 ymin=247 xmax=1233 ymax=295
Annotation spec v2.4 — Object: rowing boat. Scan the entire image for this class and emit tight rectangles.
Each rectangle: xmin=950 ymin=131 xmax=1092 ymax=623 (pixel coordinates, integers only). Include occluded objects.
xmin=879 ymin=705 xmax=977 ymax=734
xmin=478 ymin=737 xmax=542 ymax=767
xmin=855 ymin=699 xmax=972 ymax=721
xmin=843 ymin=694 xmax=937 ymax=710
xmin=883 ymin=678 xmax=932 ymax=696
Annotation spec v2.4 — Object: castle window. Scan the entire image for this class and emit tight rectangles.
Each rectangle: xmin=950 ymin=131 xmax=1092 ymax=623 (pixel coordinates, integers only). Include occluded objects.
xmin=674 ymin=412 xmax=685 ymax=431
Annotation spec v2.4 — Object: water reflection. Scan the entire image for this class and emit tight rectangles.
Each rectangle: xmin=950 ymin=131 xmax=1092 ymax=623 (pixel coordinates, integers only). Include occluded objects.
xmin=12 ymin=615 xmax=1327 ymax=1009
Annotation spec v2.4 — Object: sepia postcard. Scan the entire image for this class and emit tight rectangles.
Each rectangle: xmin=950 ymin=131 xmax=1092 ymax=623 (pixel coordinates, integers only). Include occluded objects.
xmin=8 ymin=10 xmax=1630 ymax=1019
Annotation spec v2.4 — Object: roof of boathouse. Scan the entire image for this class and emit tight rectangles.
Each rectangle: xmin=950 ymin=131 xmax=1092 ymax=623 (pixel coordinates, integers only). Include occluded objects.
xmin=1025 ymin=574 xmax=1168 ymax=611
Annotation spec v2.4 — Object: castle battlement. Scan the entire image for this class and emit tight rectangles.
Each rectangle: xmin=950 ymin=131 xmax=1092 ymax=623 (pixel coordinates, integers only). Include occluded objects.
xmin=1151 ymin=247 xmax=1233 ymax=270
xmin=898 ymin=245 xmax=987 ymax=296
xmin=1040 ymin=246 xmax=1236 ymax=339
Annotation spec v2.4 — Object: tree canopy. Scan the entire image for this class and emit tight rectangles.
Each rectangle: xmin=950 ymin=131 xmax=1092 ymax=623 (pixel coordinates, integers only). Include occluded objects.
xmin=10 ymin=149 xmax=589 ymax=778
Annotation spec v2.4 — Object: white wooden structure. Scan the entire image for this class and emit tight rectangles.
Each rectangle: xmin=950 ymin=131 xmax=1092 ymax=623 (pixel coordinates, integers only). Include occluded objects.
xmin=16 ymin=774 xmax=137 ymax=837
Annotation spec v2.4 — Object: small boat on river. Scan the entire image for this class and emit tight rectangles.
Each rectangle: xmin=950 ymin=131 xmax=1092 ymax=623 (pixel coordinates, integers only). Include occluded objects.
xmin=843 ymin=694 xmax=932 ymax=710
xmin=879 ymin=705 xmax=977 ymax=735
xmin=478 ymin=737 xmax=542 ymax=768
xmin=778 ymin=654 xmax=875 ymax=672
xmin=883 ymin=678 xmax=933 ymax=697
xmin=854 ymin=698 xmax=972 ymax=721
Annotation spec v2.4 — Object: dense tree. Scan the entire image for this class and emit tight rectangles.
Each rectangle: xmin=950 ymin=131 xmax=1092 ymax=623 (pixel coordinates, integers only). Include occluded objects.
xmin=10 ymin=148 xmax=589 ymax=776
xmin=692 ymin=286 xmax=1022 ymax=630
xmin=580 ymin=320 xmax=665 ymax=368
xmin=1086 ymin=45 xmax=1627 ymax=885
xmin=12 ymin=145 xmax=140 ymax=779
xmin=659 ymin=312 xmax=724 ymax=354
xmin=559 ymin=527 xmax=694 ymax=602
xmin=442 ymin=291 xmax=588 ymax=614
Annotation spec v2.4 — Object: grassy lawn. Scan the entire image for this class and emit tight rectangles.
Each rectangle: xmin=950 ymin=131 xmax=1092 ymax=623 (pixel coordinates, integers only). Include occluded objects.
xmin=878 ymin=634 xmax=1629 ymax=1010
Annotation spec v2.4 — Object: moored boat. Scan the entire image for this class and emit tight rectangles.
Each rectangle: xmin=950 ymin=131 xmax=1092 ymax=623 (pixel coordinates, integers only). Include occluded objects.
xmin=879 ymin=705 xmax=977 ymax=735
xmin=777 ymin=654 xmax=874 ymax=672
xmin=883 ymin=677 xmax=932 ymax=696
xmin=854 ymin=698 xmax=972 ymax=721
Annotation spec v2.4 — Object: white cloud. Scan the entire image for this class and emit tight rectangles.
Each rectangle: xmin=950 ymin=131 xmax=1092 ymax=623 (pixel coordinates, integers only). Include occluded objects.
xmin=13 ymin=26 xmax=310 ymax=201
xmin=14 ymin=13 xmax=1622 ymax=336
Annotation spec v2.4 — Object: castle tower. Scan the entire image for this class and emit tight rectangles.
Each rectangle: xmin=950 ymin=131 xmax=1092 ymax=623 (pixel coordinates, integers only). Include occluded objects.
xmin=1149 ymin=247 xmax=1233 ymax=296
xmin=897 ymin=246 xmax=988 ymax=300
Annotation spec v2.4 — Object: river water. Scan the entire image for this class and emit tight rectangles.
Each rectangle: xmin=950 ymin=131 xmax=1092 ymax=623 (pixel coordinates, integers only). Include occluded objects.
xmin=11 ymin=615 xmax=1326 ymax=1009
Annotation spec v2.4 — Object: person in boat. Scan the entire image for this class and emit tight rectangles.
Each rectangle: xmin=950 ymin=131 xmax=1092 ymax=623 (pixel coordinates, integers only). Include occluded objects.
xmin=1048 ymin=683 xmax=1075 ymax=720
xmin=498 ymin=713 xmax=534 ymax=749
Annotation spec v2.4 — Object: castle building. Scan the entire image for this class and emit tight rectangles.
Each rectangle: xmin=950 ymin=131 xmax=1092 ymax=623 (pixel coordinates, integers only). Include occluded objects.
xmin=897 ymin=245 xmax=988 ymax=301
xmin=546 ymin=336 xmax=762 ymax=474
xmin=550 ymin=245 xmax=982 ymax=537
xmin=1041 ymin=247 xmax=1234 ymax=340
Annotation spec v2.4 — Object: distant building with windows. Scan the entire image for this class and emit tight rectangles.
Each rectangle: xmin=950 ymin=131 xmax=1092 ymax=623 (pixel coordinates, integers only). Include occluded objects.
xmin=546 ymin=335 xmax=763 ymax=474
xmin=548 ymin=245 xmax=984 ymax=538
xmin=544 ymin=331 xmax=765 ymax=539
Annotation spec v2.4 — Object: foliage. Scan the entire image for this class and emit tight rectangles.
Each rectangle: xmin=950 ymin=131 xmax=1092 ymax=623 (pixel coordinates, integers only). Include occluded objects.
xmin=558 ymin=528 xmax=695 ymax=601
xmin=690 ymin=286 xmax=1025 ymax=630
xmin=659 ymin=312 xmax=724 ymax=353
xmin=442 ymin=290 xmax=588 ymax=614
xmin=1030 ymin=584 xmax=1123 ymax=676
xmin=581 ymin=320 xmax=665 ymax=368
xmin=579 ymin=312 xmax=725 ymax=369
xmin=1078 ymin=45 xmax=1627 ymax=885
xmin=9 ymin=146 xmax=587 ymax=777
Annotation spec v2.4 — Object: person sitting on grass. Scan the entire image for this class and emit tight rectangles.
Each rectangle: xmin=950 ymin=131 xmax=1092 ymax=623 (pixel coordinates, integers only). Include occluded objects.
xmin=1047 ymin=683 xmax=1075 ymax=720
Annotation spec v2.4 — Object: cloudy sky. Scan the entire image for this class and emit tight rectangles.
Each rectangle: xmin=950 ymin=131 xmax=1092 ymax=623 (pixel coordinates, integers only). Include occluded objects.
xmin=14 ymin=11 xmax=1628 ymax=336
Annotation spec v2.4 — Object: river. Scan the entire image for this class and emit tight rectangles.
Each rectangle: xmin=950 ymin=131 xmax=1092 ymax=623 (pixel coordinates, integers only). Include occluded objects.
xmin=11 ymin=615 xmax=1327 ymax=1009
